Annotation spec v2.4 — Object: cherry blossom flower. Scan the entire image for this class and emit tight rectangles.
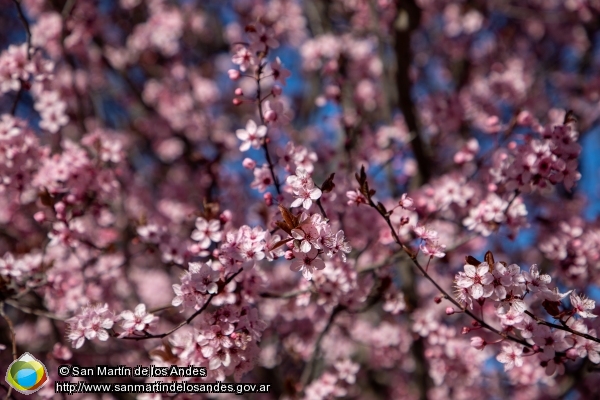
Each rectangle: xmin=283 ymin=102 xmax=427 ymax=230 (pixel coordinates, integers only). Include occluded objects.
xmin=413 ymin=225 xmax=439 ymax=240
xmin=398 ymin=193 xmax=415 ymax=210
xmin=270 ymin=57 xmax=291 ymax=86
xmin=232 ymin=47 xmax=255 ymax=72
xmin=191 ymin=217 xmax=222 ymax=249
xmin=0 ymin=252 xmax=23 ymax=278
xmin=250 ymin=165 xmax=273 ymax=193
xmin=346 ymin=189 xmax=367 ymax=206
xmin=577 ymin=330 xmax=600 ymax=364
xmin=570 ymin=292 xmax=597 ymax=318
xmin=236 ymin=120 xmax=267 ymax=152
xmin=420 ymin=240 xmax=446 ymax=259
xmin=455 ymin=262 xmax=493 ymax=300
xmin=172 ymin=262 xmax=220 ymax=310
xmin=290 ymin=181 xmax=322 ymax=210
xmin=496 ymin=342 xmax=524 ymax=371
xmin=290 ymin=247 xmax=325 ymax=280
xmin=532 ymin=326 xmax=570 ymax=359
xmin=286 ymin=167 xmax=323 ymax=208
xmin=119 ymin=304 xmax=157 ymax=334
xmin=334 ymin=359 xmax=360 ymax=384
xmin=522 ymin=264 xmax=552 ymax=296
xmin=247 ymin=23 xmax=279 ymax=52
xmin=291 ymin=214 xmax=323 ymax=253
xmin=67 ymin=303 xmax=115 ymax=348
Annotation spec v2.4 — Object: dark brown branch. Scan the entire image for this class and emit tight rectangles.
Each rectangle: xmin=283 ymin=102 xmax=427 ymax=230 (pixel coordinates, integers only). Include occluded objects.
xmin=300 ymin=305 xmax=344 ymax=387
xmin=256 ymin=60 xmax=282 ymax=195
xmin=394 ymin=0 xmax=431 ymax=185
xmin=12 ymin=0 xmax=32 ymax=60
xmin=524 ymin=310 xmax=600 ymax=345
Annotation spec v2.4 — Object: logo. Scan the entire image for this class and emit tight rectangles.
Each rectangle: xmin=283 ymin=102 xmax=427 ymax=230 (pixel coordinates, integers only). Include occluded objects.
xmin=5 ymin=353 xmax=49 ymax=395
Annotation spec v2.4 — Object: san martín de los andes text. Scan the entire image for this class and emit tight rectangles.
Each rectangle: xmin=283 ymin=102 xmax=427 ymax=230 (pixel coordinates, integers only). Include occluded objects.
xmin=63 ymin=365 xmax=207 ymax=378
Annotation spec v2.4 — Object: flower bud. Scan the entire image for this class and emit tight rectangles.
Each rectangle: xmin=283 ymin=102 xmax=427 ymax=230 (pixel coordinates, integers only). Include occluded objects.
xmin=461 ymin=327 xmax=471 ymax=334
xmin=54 ymin=201 xmax=65 ymax=214
xmin=470 ymin=337 xmax=486 ymax=350
xmin=284 ymin=250 xmax=294 ymax=260
xmin=220 ymin=210 xmax=232 ymax=223
xmin=33 ymin=211 xmax=46 ymax=223
xmin=242 ymin=158 xmax=256 ymax=169
xmin=264 ymin=110 xmax=276 ymax=122
xmin=233 ymin=98 xmax=243 ymax=106
xmin=234 ymin=88 xmax=243 ymax=96
xmin=433 ymin=295 xmax=442 ymax=304
xmin=228 ymin=69 xmax=240 ymax=80
xmin=398 ymin=193 xmax=414 ymax=210
xmin=445 ymin=307 xmax=455 ymax=315
xmin=264 ymin=192 xmax=273 ymax=206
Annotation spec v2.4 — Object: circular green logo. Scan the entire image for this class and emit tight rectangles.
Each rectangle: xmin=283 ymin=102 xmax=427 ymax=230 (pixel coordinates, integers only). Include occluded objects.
xmin=5 ymin=352 xmax=49 ymax=395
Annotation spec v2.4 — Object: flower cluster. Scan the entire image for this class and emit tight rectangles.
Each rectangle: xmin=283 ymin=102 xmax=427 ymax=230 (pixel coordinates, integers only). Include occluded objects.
xmin=414 ymin=224 xmax=447 ymax=259
xmin=280 ymin=210 xmax=351 ymax=280
xmin=462 ymin=193 xmax=528 ymax=237
xmin=117 ymin=304 xmax=158 ymax=338
xmin=454 ymin=254 xmax=600 ymax=374
xmin=172 ymin=261 xmax=221 ymax=310
xmin=286 ymin=167 xmax=322 ymax=210
xmin=489 ymin=122 xmax=582 ymax=193
xmin=171 ymin=304 xmax=266 ymax=382
xmin=66 ymin=303 xmax=115 ymax=349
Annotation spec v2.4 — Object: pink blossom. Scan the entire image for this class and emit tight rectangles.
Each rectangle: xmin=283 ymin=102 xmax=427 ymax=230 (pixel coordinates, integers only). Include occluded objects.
xmin=67 ymin=303 xmax=115 ymax=348
xmin=270 ymin=57 xmax=291 ymax=86
xmin=232 ymin=47 xmax=255 ymax=72
xmin=250 ymin=165 xmax=274 ymax=193
xmin=247 ymin=24 xmax=279 ymax=52
xmin=496 ymin=342 xmax=524 ymax=371
xmin=398 ymin=193 xmax=415 ymax=210
xmin=191 ymin=217 xmax=222 ymax=249
xmin=290 ymin=247 xmax=325 ymax=280
xmin=420 ymin=240 xmax=446 ymax=258
xmin=236 ymin=120 xmax=267 ymax=152
xmin=455 ymin=263 xmax=494 ymax=300
xmin=119 ymin=304 xmax=157 ymax=334
xmin=287 ymin=168 xmax=322 ymax=209
xmin=570 ymin=292 xmax=597 ymax=319
xmin=470 ymin=337 xmax=486 ymax=350
xmin=346 ymin=189 xmax=367 ymax=206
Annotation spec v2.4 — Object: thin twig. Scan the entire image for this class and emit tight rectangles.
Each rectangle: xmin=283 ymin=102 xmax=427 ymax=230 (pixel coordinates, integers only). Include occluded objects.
xmin=256 ymin=60 xmax=281 ymax=195
xmin=117 ymin=268 xmax=243 ymax=341
xmin=5 ymin=299 xmax=66 ymax=321
xmin=524 ymin=310 xmax=600 ymax=344
xmin=300 ymin=305 xmax=344 ymax=387
xmin=9 ymin=87 xmax=23 ymax=116
xmin=12 ymin=0 xmax=32 ymax=60
xmin=315 ymin=198 xmax=328 ymax=219
xmin=260 ymin=289 xmax=310 ymax=299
